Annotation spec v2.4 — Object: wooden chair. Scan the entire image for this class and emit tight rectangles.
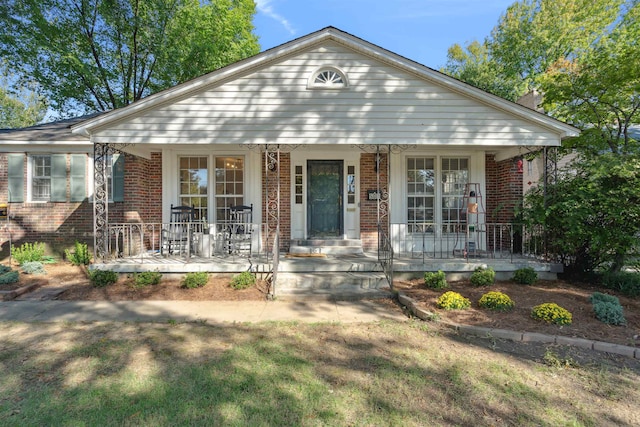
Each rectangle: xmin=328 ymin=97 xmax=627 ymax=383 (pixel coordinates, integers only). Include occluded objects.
xmin=162 ymin=205 xmax=196 ymax=256
xmin=226 ymin=204 xmax=253 ymax=256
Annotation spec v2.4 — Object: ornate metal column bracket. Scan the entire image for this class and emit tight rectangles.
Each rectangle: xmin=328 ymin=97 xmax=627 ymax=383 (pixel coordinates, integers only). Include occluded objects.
xmin=93 ymin=142 xmax=131 ymax=262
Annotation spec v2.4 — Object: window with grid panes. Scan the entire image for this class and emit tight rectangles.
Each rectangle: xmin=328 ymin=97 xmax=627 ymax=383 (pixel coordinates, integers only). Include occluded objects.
xmin=215 ymin=157 xmax=244 ymax=223
xmin=407 ymin=157 xmax=435 ymax=233
xmin=32 ymin=155 xmax=51 ymax=201
xmin=179 ymin=156 xmax=208 ymax=221
xmin=441 ymin=158 xmax=469 ymax=226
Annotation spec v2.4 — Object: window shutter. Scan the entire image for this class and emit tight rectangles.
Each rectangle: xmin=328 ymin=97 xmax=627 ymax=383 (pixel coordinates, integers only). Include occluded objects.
xmin=7 ymin=154 xmax=24 ymax=202
xmin=51 ymin=154 xmax=67 ymax=202
xmin=112 ymin=154 xmax=125 ymax=202
xmin=70 ymin=155 xmax=87 ymax=202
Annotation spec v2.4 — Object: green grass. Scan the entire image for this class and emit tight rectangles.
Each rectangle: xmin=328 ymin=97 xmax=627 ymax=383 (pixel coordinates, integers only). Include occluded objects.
xmin=0 ymin=321 xmax=638 ymax=426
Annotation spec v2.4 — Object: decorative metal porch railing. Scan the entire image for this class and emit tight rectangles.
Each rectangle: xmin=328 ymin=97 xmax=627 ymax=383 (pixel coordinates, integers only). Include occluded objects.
xmin=390 ymin=222 xmax=545 ymax=262
xmin=103 ymin=222 xmax=267 ymax=261
xmin=377 ymin=224 xmax=394 ymax=287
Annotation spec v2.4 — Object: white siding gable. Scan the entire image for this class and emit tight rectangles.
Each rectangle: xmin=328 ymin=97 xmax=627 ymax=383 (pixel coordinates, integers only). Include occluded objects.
xmin=92 ymin=41 xmax=559 ymax=147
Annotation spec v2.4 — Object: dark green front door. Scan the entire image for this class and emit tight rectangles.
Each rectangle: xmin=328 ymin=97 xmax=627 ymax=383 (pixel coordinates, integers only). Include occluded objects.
xmin=307 ymin=160 xmax=343 ymax=238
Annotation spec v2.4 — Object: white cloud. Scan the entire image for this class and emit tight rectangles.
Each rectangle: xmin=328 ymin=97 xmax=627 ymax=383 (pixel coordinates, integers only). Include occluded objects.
xmin=256 ymin=0 xmax=296 ymax=35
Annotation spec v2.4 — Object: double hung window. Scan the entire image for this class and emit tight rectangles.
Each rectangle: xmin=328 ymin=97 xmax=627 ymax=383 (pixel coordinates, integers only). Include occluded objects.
xmin=177 ymin=155 xmax=245 ymax=224
xmin=407 ymin=156 xmax=469 ymax=233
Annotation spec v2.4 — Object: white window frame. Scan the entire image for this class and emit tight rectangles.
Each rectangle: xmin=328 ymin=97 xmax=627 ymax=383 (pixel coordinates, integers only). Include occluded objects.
xmin=307 ymin=66 xmax=349 ymax=90
xmin=28 ymin=154 xmax=52 ymax=202
xmin=173 ymin=154 xmax=246 ymax=224
xmin=405 ymin=155 xmax=471 ymax=233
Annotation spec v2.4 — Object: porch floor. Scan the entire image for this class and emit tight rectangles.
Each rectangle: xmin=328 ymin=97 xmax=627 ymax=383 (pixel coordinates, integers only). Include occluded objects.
xmin=95 ymin=251 xmax=561 ymax=281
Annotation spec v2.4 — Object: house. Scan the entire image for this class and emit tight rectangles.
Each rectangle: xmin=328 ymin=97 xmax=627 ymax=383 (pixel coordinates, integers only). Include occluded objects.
xmin=0 ymin=27 xmax=579 ymax=294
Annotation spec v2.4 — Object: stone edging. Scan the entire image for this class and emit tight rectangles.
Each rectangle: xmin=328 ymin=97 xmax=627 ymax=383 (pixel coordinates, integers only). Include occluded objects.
xmin=397 ymin=292 xmax=640 ymax=360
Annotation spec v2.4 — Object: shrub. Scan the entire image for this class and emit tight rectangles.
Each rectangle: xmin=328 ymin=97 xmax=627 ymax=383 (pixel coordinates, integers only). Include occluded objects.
xmin=0 ymin=265 xmax=11 ymax=274
xmin=512 ymin=267 xmax=537 ymax=285
xmin=89 ymin=270 xmax=118 ymax=288
xmin=21 ymin=261 xmax=46 ymax=275
xmin=230 ymin=271 xmax=256 ymax=290
xmin=424 ymin=270 xmax=448 ymax=289
xmin=470 ymin=266 xmax=495 ymax=287
xmin=65 ymin=241 xmax=91 ymax=266
xmin=436 ymin=291 xmax=471 ymax=310
xmin=0 ymin=269 xmax=19 ymax=285
xmin=133 ymin=271 xmax=162 ymax=288
xmin=478 ymin=291 xmax=515 ymax=311
xmin=588 ymin=292 xmax=620 ymax=306
xmin=182 ymin=272 xmax=209 ymax=289
xmin=12 ymin=242 xmax=45 ymax=265
xmin=600 ymin=271 xmax=640 ymax=297
xmin=589 ymin=292 xmax=625 ymax=326
xmin=531 ymin=303 xmax=572 ymax=325
xmin=592 ymin=301 xmax=626 ymax=326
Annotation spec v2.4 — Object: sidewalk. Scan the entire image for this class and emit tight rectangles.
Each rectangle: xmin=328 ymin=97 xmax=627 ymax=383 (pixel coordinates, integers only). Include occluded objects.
xmin=0 ymin=299 xmax=407 ymax=324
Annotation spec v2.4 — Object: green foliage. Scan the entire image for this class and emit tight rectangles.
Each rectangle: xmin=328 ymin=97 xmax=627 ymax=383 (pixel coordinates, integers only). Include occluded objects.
xmin=0 ymin=62 xmax=47 ymax=128
xmin=0 ymin=0 xmax=259 ymax=114
xmin=230 ymin=271 xmax=256 ymax=290
xmin=182 ymin=272 xmax=209 ymax=289
xmin=441 ymin=40 xmax=523 ymax=101
xmin=531 ymin=303 xmax=572 ymax=325
xmin=21 ymin=261 xmax=46 ymax=275
xmin=600 ymin=271 xmax=640 ymax=297
xmin=12 ymin=242 xmax=45 ymax=265
xmin=0 ymin=269 xmax=19 ymax=284
xmin=543 ymin=349 xmax=579 ymax=368
xmin=589 ymin=292 xmax=620 ymax=306
xmin=524 ymin=154 xmax=640 ymax=276
xmin=592 ymin=301 xmax=626 ymax=326
xmin=89 ymin=270 xmax=118 ymax=288
xmin=424 ymin=271 xmax=448 ymax=289
xmin=589 ymin=292 xmax=626 ymax=325
xmin=65 ymin=241 xmax=92 ymax=266
xmin=470 ymin=266 xmax=495 ymax=287
xmin=478 ymin=291 xmax=515 ymax=311
xmin=133 ymin=271 xmax=162 ymax=288
xmin=436 ymin=291 xmax=471 ymax=310
xmin=512 ymin=267 xmax=538 ymax=285
xmin=0 ymin=265 xmax=10 ymax=274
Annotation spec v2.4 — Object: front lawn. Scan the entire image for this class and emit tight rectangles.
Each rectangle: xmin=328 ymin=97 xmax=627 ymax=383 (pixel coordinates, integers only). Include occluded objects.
xmin=1 ymin=321 xmax=638 ymax=426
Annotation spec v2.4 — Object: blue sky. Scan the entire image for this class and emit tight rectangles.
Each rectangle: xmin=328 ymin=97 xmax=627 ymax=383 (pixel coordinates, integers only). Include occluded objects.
xmin=254 ymin=0 xmax=515 ymax=69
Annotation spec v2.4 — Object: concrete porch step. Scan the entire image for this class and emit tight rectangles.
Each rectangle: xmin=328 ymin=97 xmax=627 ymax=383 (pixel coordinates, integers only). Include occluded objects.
xmin=289 ymin=239 xmax=364 ymax=255
xmin=274 ymin=271 xmax=390 ymax=300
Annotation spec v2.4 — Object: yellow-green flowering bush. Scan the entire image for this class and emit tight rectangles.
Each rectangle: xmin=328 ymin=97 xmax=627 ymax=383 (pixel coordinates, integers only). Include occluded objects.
xmin=531 ymin=303 xmax=572 ymax=325
xmin=436 ymin=291 xmax=471 ymax=310
xmin=478 ymin=291 xmax=514 ymax=311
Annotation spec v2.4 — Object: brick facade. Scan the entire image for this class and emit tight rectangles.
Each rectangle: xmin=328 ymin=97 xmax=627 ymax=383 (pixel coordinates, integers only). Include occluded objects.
xmin=485 ymin=153 xmax=524 ymax=223
xmin=0 ymin=151 xmax=162 ymax=255
xmin=262 ymin=152 xmax=291 ymax=251
xmin=359 ymin=152 xmax=389 ymax=251
xmin=485 ymin=153 xmax=524 ymax=252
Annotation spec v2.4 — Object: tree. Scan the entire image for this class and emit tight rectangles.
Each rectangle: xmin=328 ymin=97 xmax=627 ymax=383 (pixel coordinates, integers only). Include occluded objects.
xmin=441 ymin=0 xmax=624 ymax=102
xmin=441 ymin=40 xmax=524 ymax=101
xmin=0 ymin=0 xmax=259 ymax=116
xmin=489 ymin=0 xmax=622 ymax=94
xmin=442 ymin=0 xmax=640 ymax=275
xmin=540 ymin=1 xmax=640 ymax=155
xmin=0 ymin=63 xmax=47 ymax=128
